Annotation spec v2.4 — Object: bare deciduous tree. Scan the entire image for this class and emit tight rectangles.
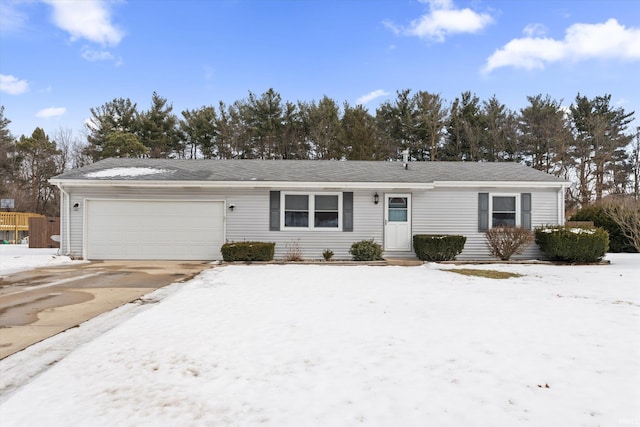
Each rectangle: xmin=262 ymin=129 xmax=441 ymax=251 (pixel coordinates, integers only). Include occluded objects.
xmin=602 ymin=197 xmax=640 ymax=251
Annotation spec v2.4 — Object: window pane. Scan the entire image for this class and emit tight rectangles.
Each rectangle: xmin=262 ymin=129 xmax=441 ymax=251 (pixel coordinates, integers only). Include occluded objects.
xmin=389 ymin=197 xmax=407 ymax=208
xmin=315 ymin=195 xmax=338 ymax=211
xmin=492 ymin=212 xmax=516 ymax=227
xmin=389 ymin=209 xmax=408 ymax=222
xmin=493 ymin=196 xmax=515 ymax=212
xmin=285 ymin=195 xmax=308 ymax=210
xmin=285 ymin=211 xmax=309 ymax=227
xmin=315 ymin=212 xmax=339 ymax=228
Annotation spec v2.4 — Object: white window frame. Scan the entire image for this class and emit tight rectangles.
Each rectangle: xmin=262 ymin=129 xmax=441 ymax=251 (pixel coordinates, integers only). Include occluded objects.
xmin=488 ymin=193 xmax=521 ymax=228
xmin=280 ymin=191 xmax=342 ymax=231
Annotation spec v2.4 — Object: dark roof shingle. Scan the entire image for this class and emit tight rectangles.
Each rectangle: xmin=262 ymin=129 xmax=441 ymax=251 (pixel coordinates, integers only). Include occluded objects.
xmin=52 ymin=158 xmax=567 ymax=184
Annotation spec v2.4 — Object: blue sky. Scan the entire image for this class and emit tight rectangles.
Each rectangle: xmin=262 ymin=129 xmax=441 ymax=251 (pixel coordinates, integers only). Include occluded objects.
xmin=1 ymin=0 xmax=639 ymax=139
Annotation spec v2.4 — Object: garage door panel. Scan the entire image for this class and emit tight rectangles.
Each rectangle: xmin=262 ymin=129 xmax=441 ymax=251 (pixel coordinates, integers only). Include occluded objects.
xmin=87 ymin=200 xmax=224 ymax=260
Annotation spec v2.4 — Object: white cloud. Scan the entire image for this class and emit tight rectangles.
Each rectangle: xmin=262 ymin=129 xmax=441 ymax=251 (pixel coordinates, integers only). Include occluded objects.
xmin=387 ymin=0 xmax=493 ymax=42
xmin=0 ymin=74 xmax=29 ymax=95
xmin=523 ymin=23 xmax=547 ymax=37
xmin=81 ymin=46 xmax=115 ymax=61
xmin=36 ymin=107 xmax=66 ymax=118
xmin=484 ymin=18 xmax=640 ymax=73
xmin=43 ymin=0 xmax=124 ymax=46
xmin=356 ymin=89 xmax=390 ymax=105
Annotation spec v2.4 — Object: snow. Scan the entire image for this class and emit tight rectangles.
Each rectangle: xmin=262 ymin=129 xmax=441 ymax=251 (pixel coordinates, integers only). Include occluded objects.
xmin=0 ymin=244 xmax=75 ymax=276
xmin=84 ymin=167 xmax=173 ymax=178
xmin=1 ymin=255 xmax=639 ymax=426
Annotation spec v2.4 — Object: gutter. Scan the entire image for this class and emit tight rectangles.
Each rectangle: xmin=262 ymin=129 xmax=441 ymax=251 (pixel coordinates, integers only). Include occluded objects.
xmin=47 ymin=179 xmax=567 ymax=190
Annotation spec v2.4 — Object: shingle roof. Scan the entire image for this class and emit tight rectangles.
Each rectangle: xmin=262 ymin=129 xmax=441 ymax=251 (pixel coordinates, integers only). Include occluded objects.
xmin=51 ymin=158 xmax=567 ymax=184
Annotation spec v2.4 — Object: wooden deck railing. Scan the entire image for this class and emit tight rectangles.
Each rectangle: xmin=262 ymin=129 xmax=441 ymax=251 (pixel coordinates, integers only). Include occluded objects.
xmin=0 ymin=212 xmax=44 ymax=242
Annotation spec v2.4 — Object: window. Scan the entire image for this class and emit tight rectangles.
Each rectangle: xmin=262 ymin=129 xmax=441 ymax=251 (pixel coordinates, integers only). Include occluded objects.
xmin=282 ymin=192 xmax=341 ymax=230
xmin=489 ymin=194 xmax=520 ymax=228
xmin=284 ymin=195 xmax=309 ymax=227
xmin=388 ymin=197 xmax=408 ymax=222
xmin=478 ymin=193 xmax=530 ymax=231
xmin=492 ymin=196 xmax=516 ymax=227
xmin=314 ymin=195 xmax=339 ymax=228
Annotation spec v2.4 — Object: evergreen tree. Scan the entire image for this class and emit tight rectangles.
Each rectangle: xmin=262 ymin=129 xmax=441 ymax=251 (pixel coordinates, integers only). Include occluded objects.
xmin=570 ymin=94 xmax=634 ymax=204
xmin=16 ymin=128 xmax=61 ymax=215
xmin=302 ymin=96 xmax=343 ymax=159
xmin=0 ymin=106 xmax=18 ymax=197
xmin=245 ymin=89 xmax=284 ymax=159
xmin=341 ymin=103 xmax=380 ymax=160
xmin=138 ymin=92 xmax=180 ymax=158
xmin=442 ymin=92 xmax=483 ymax=161
xmin=214 ymin=101 xmax=237 ymax=159
xmin=518 ymin=94 xmax=571 ymax=174
xmin=85 ymin=98 xmax=140 ymax=161
xmin=481 ymin=95 xmax=518 ymax=162
xmin=413 ymin=91 xmax=448 ymax=161
xmin=280 ymin=101 xmax=308 ymax=159
xmin=376 ymin=89 xmax=418 ymax=160
xmin=180 ymin=106 xmax=218 ymax=159
xmin=102 ymin=131 xmax=148 ymax=158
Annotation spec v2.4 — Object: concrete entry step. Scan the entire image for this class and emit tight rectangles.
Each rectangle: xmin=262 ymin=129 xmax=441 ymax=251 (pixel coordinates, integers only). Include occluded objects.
xmin=385 ymin=257 xmax=423 ymax=266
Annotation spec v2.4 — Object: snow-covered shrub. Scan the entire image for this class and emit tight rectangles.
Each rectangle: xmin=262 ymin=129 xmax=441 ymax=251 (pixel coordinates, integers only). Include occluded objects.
xmin=485 ymin=227 xmax=534 ymax=261
xmin=221 ymin=241 xmax=275 ymax=262
xmin=535 ymin=226 xmax=609 ymax=263
xmin=413 ymin=234 xmax=466 ymax=261
xmin=349 ymin=239 xmax=383 ymax=261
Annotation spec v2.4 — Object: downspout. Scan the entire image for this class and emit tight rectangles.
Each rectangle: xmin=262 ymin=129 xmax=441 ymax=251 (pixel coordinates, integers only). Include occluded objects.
xmin=55 ymin=183 xmax=72 ymax=256
xmin=559 ymin=185 xmax=566 ymax=225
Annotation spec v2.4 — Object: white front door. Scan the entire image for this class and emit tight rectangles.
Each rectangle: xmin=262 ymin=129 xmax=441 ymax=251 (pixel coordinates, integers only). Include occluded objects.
xmin=384 ymin=194 xmax=411 ymax=251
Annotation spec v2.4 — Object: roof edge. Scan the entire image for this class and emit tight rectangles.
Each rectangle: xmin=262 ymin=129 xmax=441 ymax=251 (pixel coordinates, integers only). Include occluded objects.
xmin=49 ymin=178 xmax=566 ymax=189
xmin=433 ymin=180 xmax=568 ymax=188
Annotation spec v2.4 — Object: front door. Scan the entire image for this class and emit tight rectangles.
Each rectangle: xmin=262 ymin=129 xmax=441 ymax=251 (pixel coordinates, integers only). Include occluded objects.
xmin=384 ymin=194 xmax=411 ymax=251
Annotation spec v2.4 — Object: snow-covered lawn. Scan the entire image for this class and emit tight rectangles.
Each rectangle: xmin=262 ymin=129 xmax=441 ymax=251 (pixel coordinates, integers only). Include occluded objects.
xmin=0 ymin=244 xmax=75 ymax=276
xmin=1 ymin=255 xmax=639 ymax=426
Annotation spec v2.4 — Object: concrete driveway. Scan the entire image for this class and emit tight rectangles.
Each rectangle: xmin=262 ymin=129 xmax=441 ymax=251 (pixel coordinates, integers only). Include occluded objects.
xmin=0 ymin=260 xmax=212 ymax=359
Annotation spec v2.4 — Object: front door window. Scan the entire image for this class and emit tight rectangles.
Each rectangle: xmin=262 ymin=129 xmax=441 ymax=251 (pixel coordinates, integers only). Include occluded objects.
xmin=388 ymin=197 xmax=408 ymax=222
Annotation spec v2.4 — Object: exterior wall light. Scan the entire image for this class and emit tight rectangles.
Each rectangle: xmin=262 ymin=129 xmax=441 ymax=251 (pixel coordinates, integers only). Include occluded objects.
xmin=374 ymin=193 xmax=379 ymax=205
xmin=73 ymin=203 xmax=80 ymax=211
xmin=228 ymin=204 xmax=235 ymax=211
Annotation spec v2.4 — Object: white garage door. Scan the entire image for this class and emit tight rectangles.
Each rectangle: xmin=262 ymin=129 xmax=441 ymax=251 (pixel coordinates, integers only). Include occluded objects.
xmin=86 ymin=200 xmax=225 ymax=260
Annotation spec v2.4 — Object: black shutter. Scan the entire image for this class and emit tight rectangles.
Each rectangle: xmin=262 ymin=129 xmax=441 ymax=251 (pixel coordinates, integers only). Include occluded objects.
xmin=521 ymin=193 xmax=532 ymax=230
xmin=478 ymin=193 xmax=489 ymax=232
xmin=343 ymin=192 xmax=353 ymax=232
xmin=269 ymin=191 xmax=280 ymax=231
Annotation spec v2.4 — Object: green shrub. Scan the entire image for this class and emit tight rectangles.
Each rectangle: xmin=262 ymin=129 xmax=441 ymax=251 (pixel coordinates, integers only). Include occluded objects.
xmin=535 ymin=226 xmax=609 ymax=263
xmin=221 ymin=241 xmax=275 ymax=262
xmin=570 ymin=205 xmax=637 ymax=253
xmin=322 ymin=249 xmax=334 ymax=261
xmin=349 ymin=239 xmax=383 ymax=261
xmin=413 ymin=234 xmax=466 ymax=261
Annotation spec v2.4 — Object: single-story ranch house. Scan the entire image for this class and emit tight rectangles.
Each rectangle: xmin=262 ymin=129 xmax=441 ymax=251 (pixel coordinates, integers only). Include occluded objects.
xmin=49 ymin=158 xmax=568 ymax=261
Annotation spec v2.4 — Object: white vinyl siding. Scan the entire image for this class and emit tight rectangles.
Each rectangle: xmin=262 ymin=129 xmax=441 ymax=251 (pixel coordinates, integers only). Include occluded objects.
xmin=61 ymin=185 xmax=562 ymax=261
xmin=412 ymin=187 xmax=561 ymax=260
xmin=64 ymin=187 xmax=382 ymax=260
